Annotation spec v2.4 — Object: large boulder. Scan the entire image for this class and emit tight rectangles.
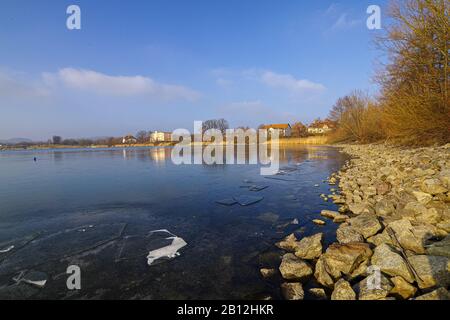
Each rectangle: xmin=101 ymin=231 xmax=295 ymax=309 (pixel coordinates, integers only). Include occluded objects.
xmin=390 ymin=276 xmax=417 ymax=300
xmin=348 ymin=202 xmax=372 ymax=215
xmin=403 ymin=202 xmax=428 ymax=217
xmin=354 ymin=274 xmax=393 ymax=300
xmin=415 ymin=207 xmax=442 ymax=225
xmin=371 ymin=244 xmax=415 ymax=283
xmin=321 ymin=210 xmax=339 ymax=219
xmin=333 ymin=215 xmax=349 ymax=223
xmin=375 ymin=199 xmax=395 ymax=216
xmin=276 ymin=234 xmax=299 ymax=252
xmin=367 ymin=231 xmax=393 ymax=246
xmin=281 ymin=282 xmax=304 ymax=300
xmin=331 ymin=279 xmax=356 ymax=300
xmin=279 ymin=253 xmax=313 ymax=281
xmin=308 ymin=288 xmax=327 ymax=300
xmin=412 ymin=191 xmax=433 ymax=205
xmin=336 ymin=225 xmax=364 ymax=244
xmin=347 ymin=214 xmax=383 ymax=239
xmin=408 ymin=255 xmax=450 ymax=289
xmin=322 ymin=243 xmax=373 ymax=279
xmin=387 ymin=219 xmax=430 ymax=254
xmin=421 ymin=178 xmax=447 ymax=195
xmin=439 ymin=169 xmax=450 ymax=188
xmin=426 ymin=235 xmax=450 ymax=258
xmin=294 ymin=233 xmax=323 ymax=260
xmin=314 ymin=256 xmax=334 ymax=288
xmin=376 ymin=182 xmax=391 ymax=196
xmin=414 ymin=287 xmax=450 ymax=300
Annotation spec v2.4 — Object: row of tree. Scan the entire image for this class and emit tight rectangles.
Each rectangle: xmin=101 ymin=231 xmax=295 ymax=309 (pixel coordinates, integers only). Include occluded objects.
xmin=329 ymin=0 xmax=449 ymax=145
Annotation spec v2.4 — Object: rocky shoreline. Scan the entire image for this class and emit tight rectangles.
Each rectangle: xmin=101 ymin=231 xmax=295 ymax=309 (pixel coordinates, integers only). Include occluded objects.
xmin=266 ymin=144 xmax=450 ymax=300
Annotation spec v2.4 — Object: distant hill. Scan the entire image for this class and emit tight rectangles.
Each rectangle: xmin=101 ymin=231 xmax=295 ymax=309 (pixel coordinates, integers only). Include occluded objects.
xmin=0 ymin=138 xmax=33 ymax=145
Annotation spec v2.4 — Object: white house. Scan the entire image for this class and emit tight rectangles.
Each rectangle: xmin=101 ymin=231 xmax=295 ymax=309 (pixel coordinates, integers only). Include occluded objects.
xmin=150 ymin=131 xmax=171 ymax=142
xmin=307 ymin=124 xmax=334 ymax=135
xmin=122 ymin=135 xmax=137 ymax=144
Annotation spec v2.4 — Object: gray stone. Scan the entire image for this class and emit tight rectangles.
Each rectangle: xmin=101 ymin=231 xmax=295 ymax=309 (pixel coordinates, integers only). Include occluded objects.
xmin=426 ymin=235 xmax=450 ymax=258
xmin=408 ymin=255 xmax=450 ymax=289
xmin=414 ymin=287 xmax=449 ymax=300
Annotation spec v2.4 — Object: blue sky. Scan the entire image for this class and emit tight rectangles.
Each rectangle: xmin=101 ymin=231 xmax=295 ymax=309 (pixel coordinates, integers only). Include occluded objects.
xmin=0 ymin=0 xmax=387 ymax=140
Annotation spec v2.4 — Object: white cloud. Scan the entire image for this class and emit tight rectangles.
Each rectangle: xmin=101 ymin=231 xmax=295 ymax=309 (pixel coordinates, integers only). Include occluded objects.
xmin=325 ymin=3 xmax=339 ymax=16
xmin=0 ymin=70 xmax=50 ymax=99
xmin=260 ymin=71 xmax=325 ymax=93
xmin=216 ymin=78 xmax=232 ymax=88
xmin=43 ymin=68 xmax=200 ymax=101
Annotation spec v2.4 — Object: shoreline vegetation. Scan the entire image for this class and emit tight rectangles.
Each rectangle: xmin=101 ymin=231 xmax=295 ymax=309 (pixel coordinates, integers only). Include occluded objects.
xmin=0 ymin=136 xmax=330 ymax=151
xmin=270 ymin=143 xmax=450 ymax=300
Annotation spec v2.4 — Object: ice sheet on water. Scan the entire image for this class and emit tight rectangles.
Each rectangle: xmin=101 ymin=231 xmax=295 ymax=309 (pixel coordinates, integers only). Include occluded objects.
xmin=215 ymin=198 xmax=238 ymax=206
xmin=240 ymin=185 xmax=269 ymax=192
xmin=233 ymin=195 xmax=264 ymax=206
xmin=264 ymin=176 xmax=296 ymax=182
xmin=116 ymin=229 xmax=187 ymax=266
xmin=147 ymin=231 xmax=187 ymax=266
xmin=13 ymin=270 xmax=48 ymax=288
xmin=0 ymin=224 xmax=127 ymax=275
xmin=0 ymin=245 xmax=14 ymax=254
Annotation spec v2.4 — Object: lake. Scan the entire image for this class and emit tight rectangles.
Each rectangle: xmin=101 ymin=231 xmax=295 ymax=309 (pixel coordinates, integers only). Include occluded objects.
xmin=0 ymin=145 xmax=347 ymax=299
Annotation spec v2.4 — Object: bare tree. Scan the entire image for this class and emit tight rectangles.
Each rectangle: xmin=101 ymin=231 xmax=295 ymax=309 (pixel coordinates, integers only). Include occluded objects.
xmin=291 ymin=122 xmax=309 ymax=137
xmin=376 ymin=0 xmax=450 ymax=144
xmin=136 ymin=130 xmax=149 ymax=143
xmin=52 ymin=136 xmax=62 ymax=145
xmin=202 ymin=119 xmax=229 ymax=134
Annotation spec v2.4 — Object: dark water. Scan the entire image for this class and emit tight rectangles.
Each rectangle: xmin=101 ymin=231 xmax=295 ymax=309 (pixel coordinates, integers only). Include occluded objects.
xmin=0 ymin=145 xmax=347 ymax=299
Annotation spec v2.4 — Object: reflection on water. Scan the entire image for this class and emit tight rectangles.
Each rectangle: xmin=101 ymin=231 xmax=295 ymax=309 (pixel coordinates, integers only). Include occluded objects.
xmin=0 ymin=145 xmax=347 ymax=299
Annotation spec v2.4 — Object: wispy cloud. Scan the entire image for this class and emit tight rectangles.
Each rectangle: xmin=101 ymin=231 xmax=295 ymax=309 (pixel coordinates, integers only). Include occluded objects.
xmin=212 ymin=68 xmax=326 ymax=95
xmin=330 ymin=13 xmax=361 ymax=31
xmin=322 ymin=3 xmax=362 ymax=34
xmin=325 ymin=3 xmax=339 ymax=16
xmin=43 ymin=68 xmax=200 ymax=101
xmin=260 ymin=71 xmax=325 ymax=93
xmin=0 ymin=70 xmax=50 ymax=99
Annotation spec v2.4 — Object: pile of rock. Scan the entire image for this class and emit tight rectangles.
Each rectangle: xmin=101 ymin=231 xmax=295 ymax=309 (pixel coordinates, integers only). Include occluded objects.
xmin=268 ymin=144 xmax=450 ymax=300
